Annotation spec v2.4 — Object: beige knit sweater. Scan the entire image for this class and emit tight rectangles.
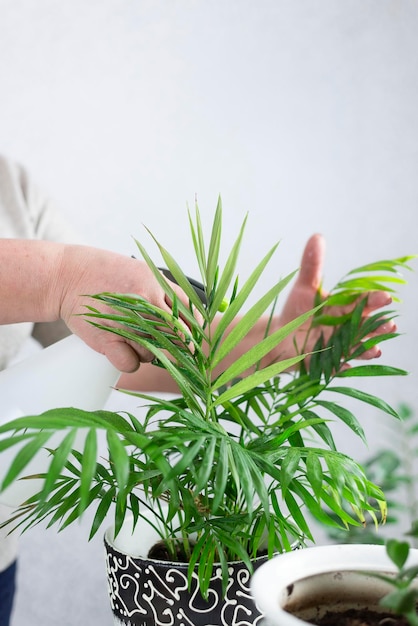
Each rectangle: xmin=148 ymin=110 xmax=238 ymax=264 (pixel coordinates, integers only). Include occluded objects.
xmin=0 ymin=155 xmax=77 ymax=572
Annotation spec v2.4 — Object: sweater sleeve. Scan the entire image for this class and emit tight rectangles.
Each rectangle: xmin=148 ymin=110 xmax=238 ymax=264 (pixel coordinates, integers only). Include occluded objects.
xmin=0 ymin=156 xmax=79 ymax=347
xmin=13 ymin=159 xmax=80 ymax=243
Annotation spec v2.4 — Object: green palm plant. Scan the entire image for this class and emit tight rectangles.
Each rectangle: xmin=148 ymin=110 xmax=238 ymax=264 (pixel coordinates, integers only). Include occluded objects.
xmin=0 ymin=199 xmax=414 ymax=597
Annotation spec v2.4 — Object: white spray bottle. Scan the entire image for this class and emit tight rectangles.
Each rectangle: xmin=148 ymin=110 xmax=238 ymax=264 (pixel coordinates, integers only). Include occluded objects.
xmin=0 ymin=334 xmax=119 ymax=506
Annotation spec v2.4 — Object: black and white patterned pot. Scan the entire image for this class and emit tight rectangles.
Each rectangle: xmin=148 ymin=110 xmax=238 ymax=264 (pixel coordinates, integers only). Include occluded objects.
xmin=104 ymin=516 xmax=267 ymax=626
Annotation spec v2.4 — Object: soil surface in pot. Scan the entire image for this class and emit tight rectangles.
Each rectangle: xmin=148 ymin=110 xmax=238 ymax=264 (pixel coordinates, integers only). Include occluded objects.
xmin=303 ymin=608 xmax=410 ymax=626
xmin=148 ymin=539 xmax=268 ymax=562
xmin=148 ymin=539 xmax=191 ymax=561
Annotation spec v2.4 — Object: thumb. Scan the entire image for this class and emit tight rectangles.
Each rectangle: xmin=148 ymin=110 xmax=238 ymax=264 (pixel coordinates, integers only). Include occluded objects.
xmin=297 ymin=233 xmax=326 ymax=291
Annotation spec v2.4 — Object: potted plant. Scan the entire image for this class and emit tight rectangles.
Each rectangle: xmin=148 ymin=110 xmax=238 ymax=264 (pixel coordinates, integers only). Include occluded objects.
xmin=250 ymin=410 xmax=418 ymax=626
xmin=250 ymin=538 xmax=418 ymax=626
xmin=0 ymin=199 xmax=414 ymax=625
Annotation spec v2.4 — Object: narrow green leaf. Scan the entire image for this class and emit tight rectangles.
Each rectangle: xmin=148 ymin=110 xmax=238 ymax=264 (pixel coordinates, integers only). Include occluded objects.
xmin=213 ymin=247 xmax=288 ymax=346
xmin=214 ymin=305 xmax=319 ymax=387
xmin=229 ymin=445 xmax=255 ymax=515
xmin=41 ymin=479 xmax=76 ymax=510
xmin=90 ymin=487 xmax=116 ymax=539
xmin=213 ymin=280 xmax=317 ymax=371
xmin=190 ymin=201 xmax=208 ymax=282
xmin=337 ymin=365 xmax=408 ymax=378
xmin=299 ymin=410 xmax=336 ymax=450
xmin=214 ymin=355 xmax=305 ymax=405
xmin=284 ymin=489 xmax=313 ymax=540
xmin=157 ymin=244 xmax=207 ymax=315
xmin=134 ymin=236 xmax=206 ymax=317
xmin=213 ymin=539 xmax=230 ymax=596
xmin=281 ymin=448 xmax=301 ymax=495
xmin=197 ymin=536 xmax=217 ymax=600
xmin=107 ymin=431 xmax=129 ymax=492
xmin=60 ymin=482 xmax=103 ymax=531
xmin=158 ymin=438 xmax=206 ymax=491
xmin=0 ymin=411 xmax=93 ymax=435
xmin=206 ymin=196 xmax=223 ymax=294
xmin=329 ymin=386 xmax=400 ymax=418
xmin=212 ymin=439 xmax=229 ymax=513
xmin=339 ymin=276 xmax=407 ymax=288
xmin=79 ymin=429 xmax=98 ymax=515
xmin=1 ymin=432 xmax=52 ymax=491
xmin=315 ymin=400 xmax=366 ymax=443
xmin=40 ymin=430 xmax=77 ymax=500
xmin=209 ymin=214 xmax=248 ymax=319
xmin=346 ymin=256 xmax=416 ymax=275
xmin=188 ymin=530 xmax=210 ymax=581
xmin=306 ymin=453 xmax=323 ymax=498
xmin=0 ymin=433 xmax=43 ymax=453
xmin=195 ymin=437 xmax=216 ymax=493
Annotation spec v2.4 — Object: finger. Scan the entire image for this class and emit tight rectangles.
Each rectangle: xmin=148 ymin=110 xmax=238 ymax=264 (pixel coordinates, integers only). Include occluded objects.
xmin=297 ymin=233 xmax=326 ymax=291
xmin=373 ymin=319 xmax=397 ymax=336
xmin=103 ymin=340 xmax=153 ymax=373
xmin=355 ymin=345 xmax=382 ymax=360
xmin=365 ymin=290 xmax=393 ymax=312
xmin=326 ymin=294 xmax=395 ymax=320
xmin=349 ymin=318 xmax=397 ymax=361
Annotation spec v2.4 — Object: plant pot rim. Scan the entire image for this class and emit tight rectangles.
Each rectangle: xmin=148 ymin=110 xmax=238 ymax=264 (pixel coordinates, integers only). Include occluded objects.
xmin=250 ymin=543 xmax=418 ymax=626
xmin=104 ymin=516 xmax=274 ymax=568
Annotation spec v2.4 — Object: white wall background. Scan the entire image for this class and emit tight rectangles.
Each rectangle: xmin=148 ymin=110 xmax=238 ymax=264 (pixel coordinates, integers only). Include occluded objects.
xmin=0 ymin=1 xmax=417 ymax=624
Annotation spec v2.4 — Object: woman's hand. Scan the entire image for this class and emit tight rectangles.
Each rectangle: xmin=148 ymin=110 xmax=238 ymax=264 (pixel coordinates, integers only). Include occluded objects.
xmin=56 ymin=245 xmax=193 ymax=372
xmin=267 ymin=233 xmax=396 ymax=365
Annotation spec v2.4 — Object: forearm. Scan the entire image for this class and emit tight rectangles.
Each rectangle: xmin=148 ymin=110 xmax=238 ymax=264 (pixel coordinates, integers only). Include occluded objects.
xmin=0 ymin=240 xmax=193 ymax=372
xmin=0 ymin=239 xmax=65 ymax=324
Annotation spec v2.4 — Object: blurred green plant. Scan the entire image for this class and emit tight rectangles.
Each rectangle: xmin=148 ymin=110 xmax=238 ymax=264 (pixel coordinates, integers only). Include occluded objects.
xmin=377 ymin=534 xmax=418 ymax=626
xmin=323 ymin=403 xmax=418 ymax=545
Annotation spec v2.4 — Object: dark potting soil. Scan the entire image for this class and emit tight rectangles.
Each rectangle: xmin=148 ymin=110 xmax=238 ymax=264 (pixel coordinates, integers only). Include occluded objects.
xmin=307 ymin=608 xmax=410 ymax=626
xmin=147 ymin=540 xmax=268 ymax=563
xmin=148 ymin=540 xmax=191 ymax=562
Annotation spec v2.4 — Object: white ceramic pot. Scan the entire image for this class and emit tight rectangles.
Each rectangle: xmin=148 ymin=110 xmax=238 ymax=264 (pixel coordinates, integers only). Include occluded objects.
xmin=250 ymin=543 xmax=418 ymax=626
